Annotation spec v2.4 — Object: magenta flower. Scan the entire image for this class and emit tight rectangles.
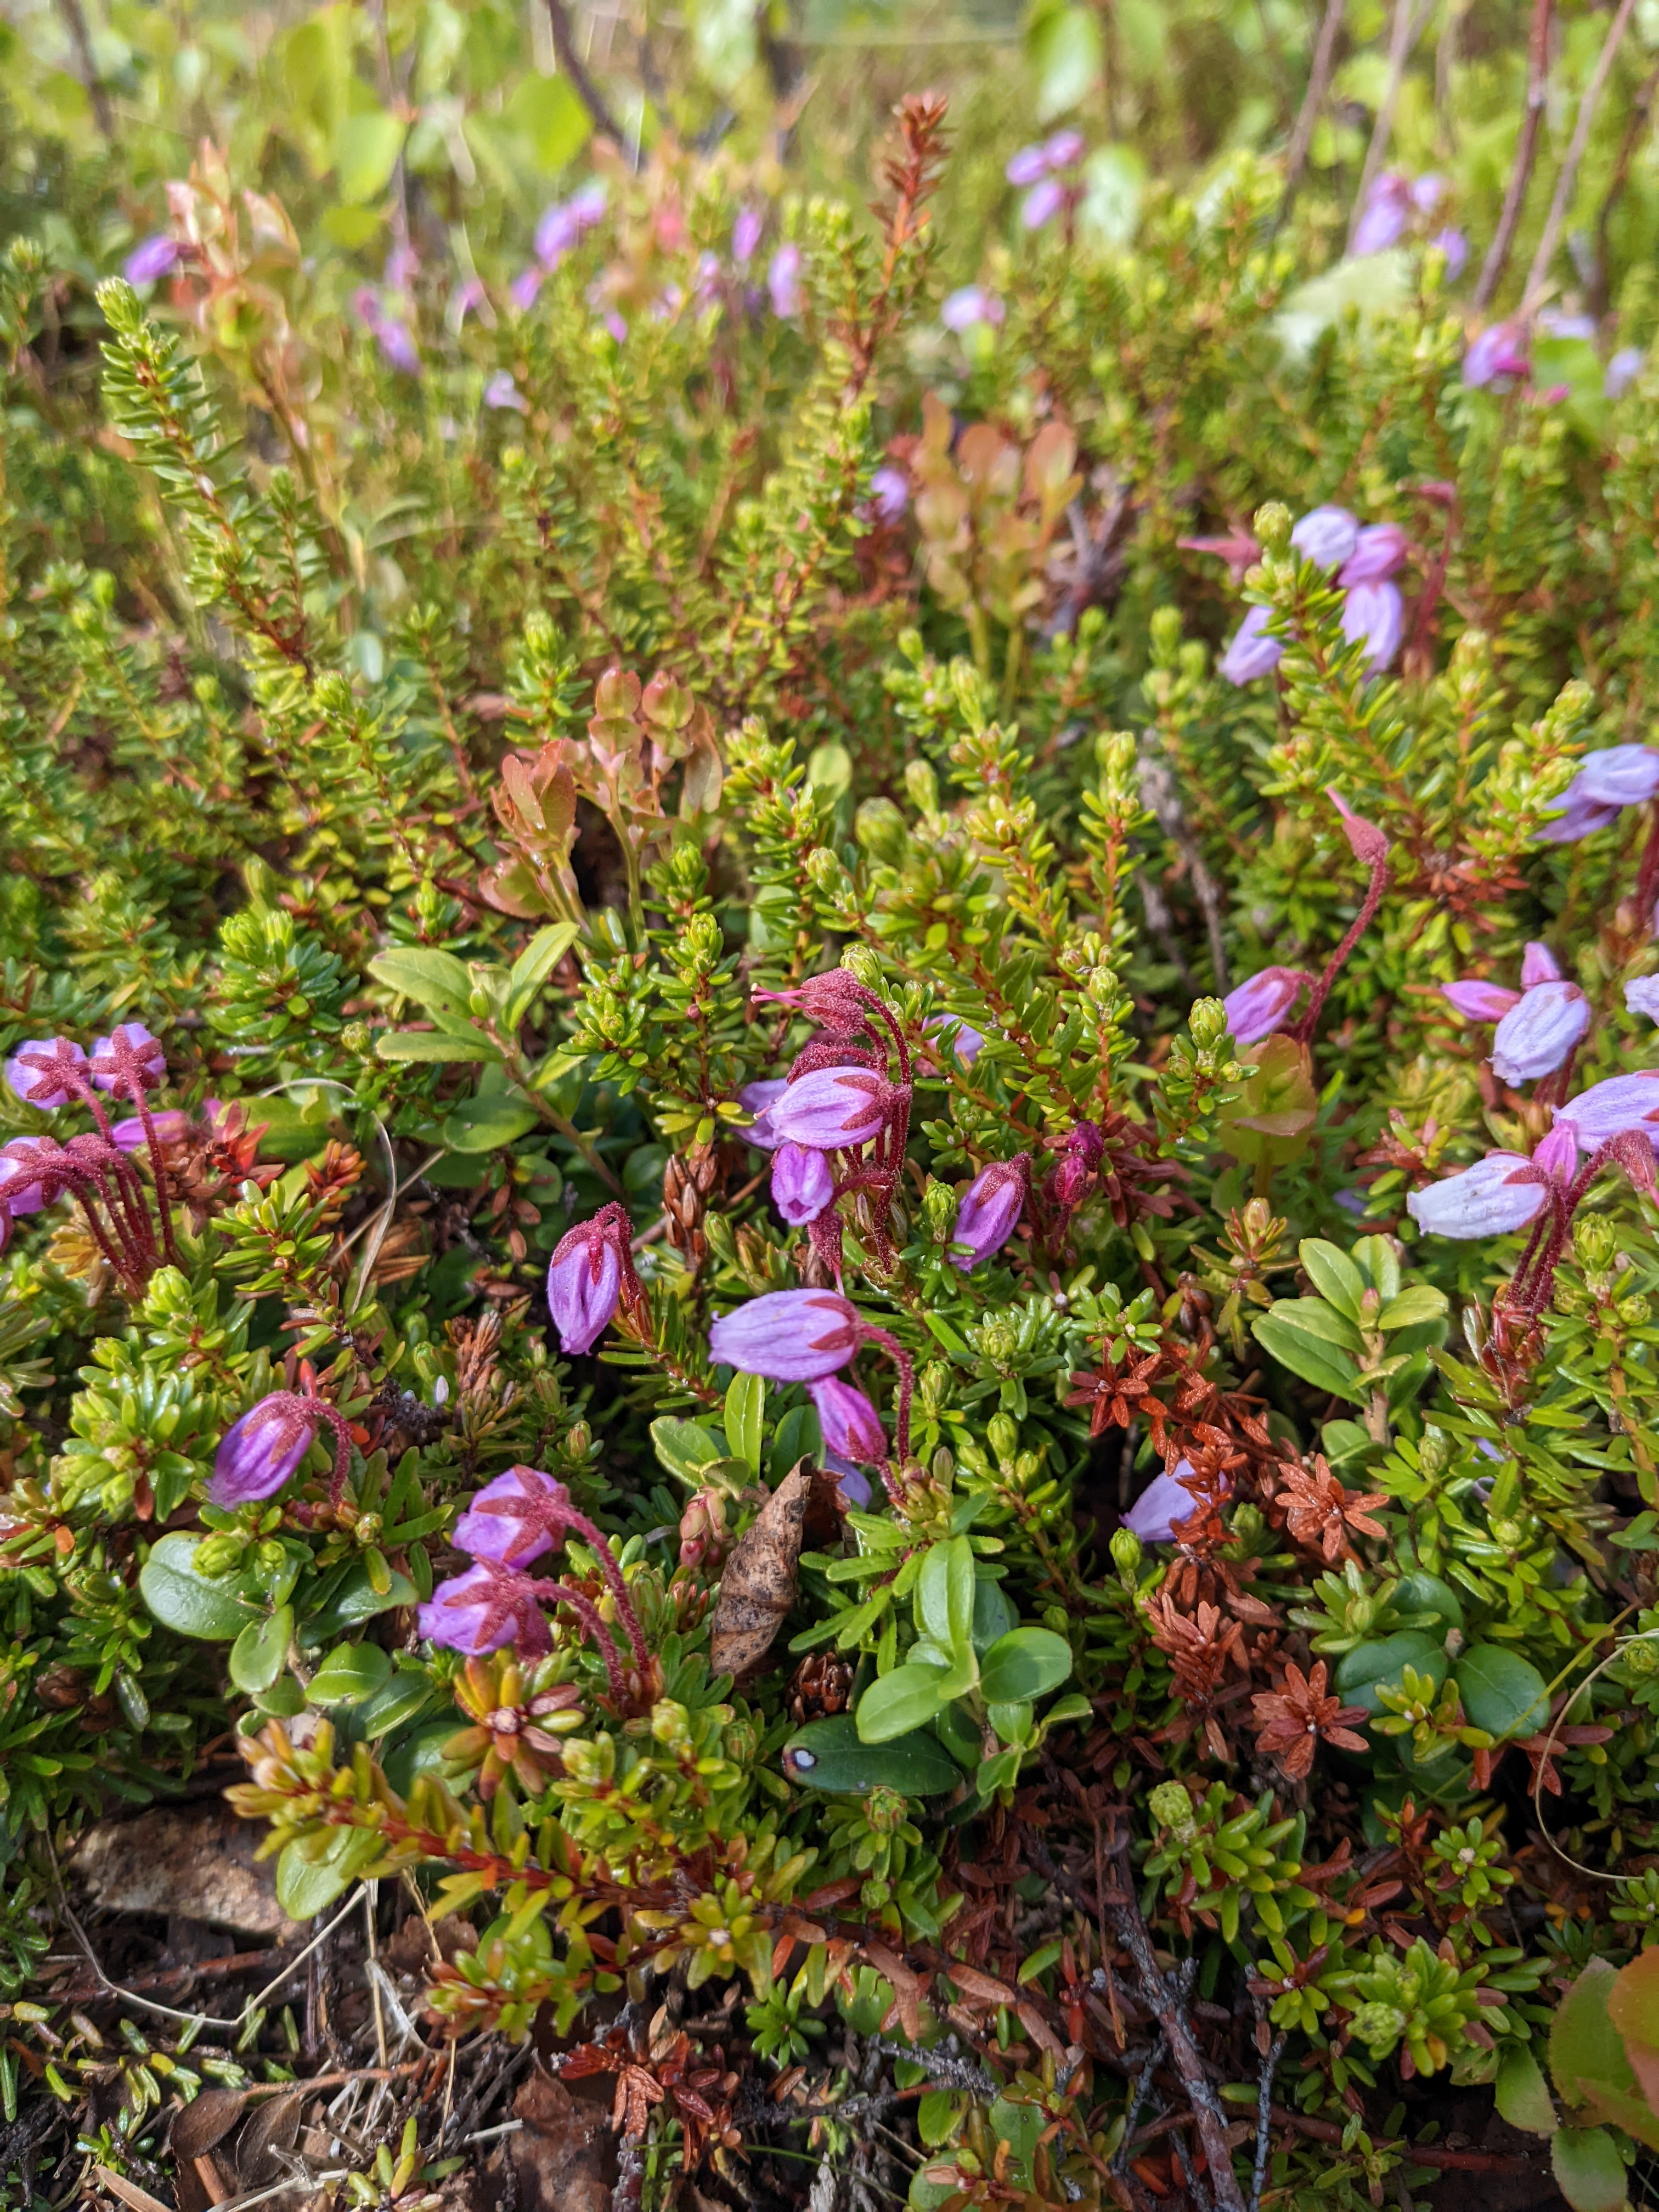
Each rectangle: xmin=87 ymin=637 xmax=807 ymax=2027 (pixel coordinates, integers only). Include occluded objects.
xmin=5 ymin=1038 xmax=88 ymax=1110
xmin=950 ymin=1155 xmax=1030 ymax=1271
xmin=768 ymin=244 xmax=802 ymax=318
xmin=768 ymin=1068 xmax=904 ymax=1150
xmin=1351 ymin=172 xmax=1412 ymax=257
xmin=1222 ymin=966 xmax=1305 ymax=1047
xmin=452 ymin=1464 xmax=573 ymax=1569
xmin=419 ymin=1561 xmax=550 ymax=1658
xmin=1218 ymin=606 xmax=1282 ymax=685
xmin=210 ymin=1393 xmax=345 ymax=1507
xmin=111 ymin=1108 xmax=189 ymax=1151
xmin=709 ymin=1289 xmax=862 ymax=1381
xmin=0 ymin=1142 xmax=48 ymax=1216
xmin=1339 ymin=524 xmax=1407 ymax=585
xmin=941 ymin=286 xmax=1003 ymax=334
xmin=732 ymin=206 xmax=763 ymax=264
xmin=1558 ymin=1073 xmax=1659 ymax=1149
xmin=1464 ymin=322 xmax=1528 ymax=388
xmin=924 ymin=1013 xmax=984 ymax=1065
xmin=1406 ymin=1152 xmax=1552 ymax=1239
xmin=1627 ymin=978 xmax=1659 ymax=1023
xmin=1341 ymin=580 xmax=1404 ymax=672
xmin=739 ymin=1079 xmax=789 ymax=1150
xmin=124 ymin=235 xmax=180 ymax=285
xmin=1290 ymin=505 xmax=1358 ymax=571
xmin=510 ymin=267 xmax=544 ymax=311
xmin=772 ymin=1141 xmax=834 ymax=1226
xmin=1020 ymin=177 xmax=1066 ymax=231
xmin=535 ymin=183 xmax=606 ymax=268
xmin=546 ymin=1204 xmax=637 ymax=1356
xmin=89 ymin=1023 xmax=165 ymax=1096
xmin=1006 ymin=143 xmax=1051 ymax=187
xmin=808 ymin=1376 xmax=887 ymax=1462
xmin=484 ymin=371 xmax=528 ymax=413
xmin=1122 ymin=1459 xmax=1217 ymax=1543
xmin=1443 ymin=943 xmax=1588 ymax=1084
xmin=870 ymin=465 xmax=910 ymax=522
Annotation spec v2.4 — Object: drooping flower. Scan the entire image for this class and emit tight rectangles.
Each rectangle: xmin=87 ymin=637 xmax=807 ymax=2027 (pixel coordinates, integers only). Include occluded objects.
xmin=738 ymin=1078 xmax=789 ymax=1150
xmin=768 ymin=244 xmax=802 ymax=318
xmin=1222 ymin=966 xmax=1305 ymax=1047
xmin=4 ymin=1037 xmax=88 ymax=1110
xmin=419 ymin=1561 xmax=551 ymax=1658
xmin=950 ymin=1155 xmax=1030 ymax=1271
xmin=732 ymin=205 xmax=763 ymax=264
xmin=1341 ymin=580 xmax=1404 ymax=672
xmin=0 ymin=1141 xmax=48 ymax=1216
xmin=709 ymin=1289 xmax=862 ymax=1381
xmin=1218 ymin=605 xmax=1282 ymax=685
xmin=89 ymin=1023 xmax=166 ymax=1096
xmin=1463 ymin=321 xmax=1528 ymax=388
xmin=1122 ymin=1458 xmax=1212 ymax=1543
xmin=771 ymin=1141 xmax=834 ymax=1226
xmin=1443 ymin=943 xmax=1589 ymax=1084
xmin=808 ymin=1376 xmax=887 ymax=1462
xmin=546 ymin=1203 xmax=638 ymax=1355
xmin=1338 ymin=524 xmax=1408 ymax=585
xmin=1006 ymin=129 xmax=1085 ymax=229
xmin=124 ymin=235 xmax=180 ymax=285
xmin=767 ymin=1067 xmax=904 ymax=1150
xmin=484 ymin=371 xmax=528 ymax=412
xmin=1557 ymin=1072 xmax=1659 ymax=1149
xmin=1289 ymin=505 xmax=1358 ymax=571
xmin=210 ymin=1393 xmax=330 ymax=1506
xmin=1627 ymin=977 xmax=1659 ymax=1024
xmin=1350 ymin=172 xmax=1413 ymax=257
xmin=941 ymin=286 xmax=1004 ymax=334
xmin=1576 ymin=746 xmax=1659 ymax=808
xmin=1405 ymin=1152 xmax=1551 ymax=1239
xmin=452 ymin=1464 xmax=574 ymax=1570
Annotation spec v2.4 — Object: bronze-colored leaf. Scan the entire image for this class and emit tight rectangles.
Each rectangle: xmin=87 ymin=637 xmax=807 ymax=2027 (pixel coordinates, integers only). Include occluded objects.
xmin=170 ymin=2085 xmax=247 ymax=2160
xmin=235 ymin=2087 xmax=302 ymax=2188
xmin=709 ymin=1461 xmax=811 ymax=1681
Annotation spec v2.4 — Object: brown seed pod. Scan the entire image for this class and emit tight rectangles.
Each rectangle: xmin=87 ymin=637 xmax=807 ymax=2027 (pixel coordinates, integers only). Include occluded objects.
xmin=708 ymin=1460 xmax=811 ymax=1682
xmin=786 ymin=1651 xmax=854 ymax=1725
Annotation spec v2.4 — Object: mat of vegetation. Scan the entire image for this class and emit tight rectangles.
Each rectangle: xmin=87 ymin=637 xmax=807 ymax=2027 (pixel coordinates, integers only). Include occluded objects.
xmin=6 ymin=10 xmax=1659 ymax=2209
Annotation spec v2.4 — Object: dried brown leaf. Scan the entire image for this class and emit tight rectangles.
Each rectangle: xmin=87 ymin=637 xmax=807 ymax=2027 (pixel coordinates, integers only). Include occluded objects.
xmin=709 ymin=1461 xmax=811 ymax=1681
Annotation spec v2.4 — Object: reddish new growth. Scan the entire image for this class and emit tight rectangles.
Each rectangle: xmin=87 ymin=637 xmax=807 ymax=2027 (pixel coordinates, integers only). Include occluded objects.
xmin=1143 ymin=1595 xmax=1249 ymax=1762
xmin=1250 ymin=1661 xmax=1369 ymax=1781
xmin=1270 ymin=1455 xmax=1388 ymax=1564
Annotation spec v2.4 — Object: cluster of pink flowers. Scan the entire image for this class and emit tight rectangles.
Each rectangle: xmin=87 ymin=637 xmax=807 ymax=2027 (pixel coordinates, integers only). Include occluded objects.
xmin=2 ymin=1023 xmax=180 ymax=1283
xmin=1350 ymin=170 xmax=1465 ymax=274
xmin=1217 ymin=505 xmax=1409 ymax=685
xmin=417 ymin=1464 xmax=646 ymax=1702
xmin=1006 ymin=129 xmax=1085 ymax=232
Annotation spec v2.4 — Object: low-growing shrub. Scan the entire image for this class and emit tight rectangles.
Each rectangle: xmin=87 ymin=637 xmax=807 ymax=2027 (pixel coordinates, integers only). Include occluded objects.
xmin=5 ymin=71 xmax=1659 ymax=2212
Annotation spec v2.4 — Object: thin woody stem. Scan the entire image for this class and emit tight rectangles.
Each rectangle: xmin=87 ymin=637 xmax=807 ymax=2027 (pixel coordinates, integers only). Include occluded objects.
xmin=555 ymin=1503 xmax=647 ymax=1669
xmin=111 ymin=1039 xmax=180 ymax=1269
xmin=541 ymin=1584 xmax=630 ymax=1707
xmin=857 ymin=1324 xmax=915 ymax=1468
xmin=1288 ymin=855 xmax=1390 ymax=1044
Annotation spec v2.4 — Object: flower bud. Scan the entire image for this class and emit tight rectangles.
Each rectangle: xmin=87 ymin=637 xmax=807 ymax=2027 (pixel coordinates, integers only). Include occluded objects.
xmin=950 ymin=1155 xmax=1030 ymax=1271
xmin=546 ymin=1204 xmax=637 ymax=1355
xmin=1109 ymin=1526 xmax=1142 ymax=1579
